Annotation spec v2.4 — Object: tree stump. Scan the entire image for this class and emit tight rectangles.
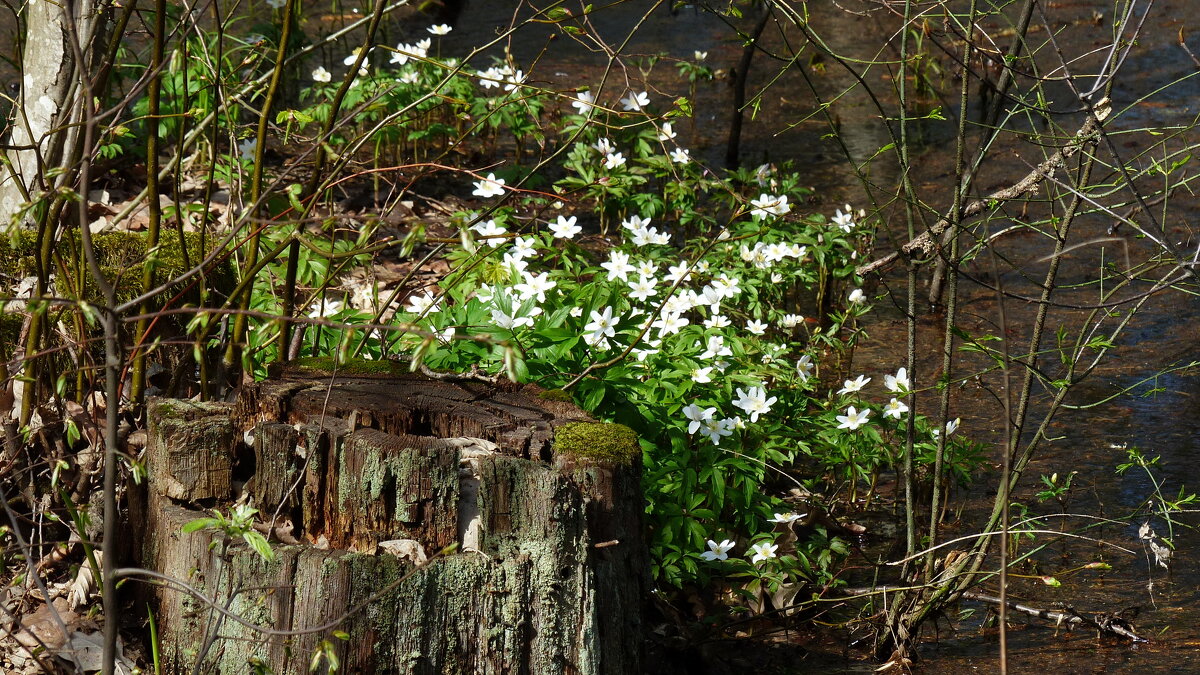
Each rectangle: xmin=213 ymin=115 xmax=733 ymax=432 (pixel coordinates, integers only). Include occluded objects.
xmin=137 ymin=363 xmax=646 ymax=674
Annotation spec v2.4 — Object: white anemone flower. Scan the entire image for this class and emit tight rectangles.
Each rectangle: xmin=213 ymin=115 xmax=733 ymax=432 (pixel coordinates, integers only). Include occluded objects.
xmin=704 ymin=314 xmax=731 ymax=329
xmin=237 ymin=138 xmax=257 ymax=160
xmin=620 ymin=90 xmax=650 ymax=111
xmin=306 ymin=297 xmax=343 ymax=319
xmin=883 ymin=398 xmax=909 ymax=419
xmin=836 ymin=406 xmax=871 ymax=431
xmin=933 ymin=418 xmax=961 ymax=439
xmin=628 ymin=276 xmax=658 ymax=302
xmin=749 ymin=193 xmax=791 ymax=219
xmin=837 ymin=374 xmax=871 ymax=395
xmin=884 ymin=367 xmax=910 ymax=394
xmin=665 ymin=262 xmax=693 ymax=284
xmin=779 ymin=314 xmax=805 ymax=329
xmin=768 ymin=512 xmax=804 ymax=524
xmin=600 ymin=250 xmax=634 ymax=282
xmin=697 ymin=417 xmax=734 ymax=445
xmin=699 ymin=335 xmax=732 ymax=360
xmin=510 ymin=236 xmax=537 ymax=260
xmin=492 ymin=307 xmax=534 ymax=330
xmin=584 ymin=307 xmax=618 ymax=346
xmin=604 ymin=152 xmax=626 ymax=169
xmin=502 ymin=69 xmax=526 ymax=92
xmin=571 ymin=90 xmax=595 ymax=115
xmin=471 ymin=220 xmax=507 ymax=247
xmin=404 ymin=291 xmax=441 ymax=315
xmin=749 ymin=542 xmax=778 ymax=564
xmin=682 ymin=403 xmax=717 ymax=434
xmin=549 ymin=215 xmax=582 ymax=239
xmin=652 ymin=312 xmax=688 ymax=337
xmin=515 ymin=271 xmax=556 ymax=303
xmin=344 ymin=47 xmax=366 ymax=66
xmin=795 ymin=354 xmax=814 ymax=382
xmin=701 ymin=539 xmax=735 ymax=562
xmin=732 ymin=386 xmax=777 ymax=423
xmin=478 ymin=66 xmax=503 ymax=88
xmin=472 ymin=173 xmax=506 ymax=199
xmin=832 ymin=205 xmax=856 ymax=232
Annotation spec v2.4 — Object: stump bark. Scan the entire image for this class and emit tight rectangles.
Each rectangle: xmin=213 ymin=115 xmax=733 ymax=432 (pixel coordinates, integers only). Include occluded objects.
xmin=137 ymin=365 xmax=646 ymax=674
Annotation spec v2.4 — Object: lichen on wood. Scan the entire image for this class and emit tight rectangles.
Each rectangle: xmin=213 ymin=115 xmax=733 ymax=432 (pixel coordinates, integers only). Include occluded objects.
xmin=145 ymin=397 xmax=235 ymax=502
xmin=138 ymin=370 xmax=647 ymax=674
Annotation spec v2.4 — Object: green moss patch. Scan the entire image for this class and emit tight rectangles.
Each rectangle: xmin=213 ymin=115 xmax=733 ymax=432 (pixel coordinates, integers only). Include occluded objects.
xmin=0 ymin=312 xmax=22 ymax=355
xmin=553 ymin=422 xmax=640 ymax=464
xmin=290 ymin=356 xmax=407 ymax=376
xmin=0 ymin=230 xmax=234 ymax=306
xmin=536 ymin=388 xmax=573 ymax=402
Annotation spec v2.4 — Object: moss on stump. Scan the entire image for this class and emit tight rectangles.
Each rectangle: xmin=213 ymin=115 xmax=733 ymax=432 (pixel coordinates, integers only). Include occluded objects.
xmin=288 ymin=356 xmax=408 ymax=377
xmin=554 ymin=422 xmax=640 ymax=464
xmin=537 ymin=388 xmax=573 ymax=402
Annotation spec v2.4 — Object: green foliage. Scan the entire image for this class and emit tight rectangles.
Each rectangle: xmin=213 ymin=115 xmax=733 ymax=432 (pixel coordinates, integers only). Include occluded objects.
xmin=183 ymin=504 xmax=276 ymax=562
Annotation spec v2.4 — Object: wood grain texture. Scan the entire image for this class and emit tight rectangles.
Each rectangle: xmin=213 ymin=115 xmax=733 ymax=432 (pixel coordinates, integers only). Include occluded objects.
xmin=139 ymin=368 xmax=646 ymax=674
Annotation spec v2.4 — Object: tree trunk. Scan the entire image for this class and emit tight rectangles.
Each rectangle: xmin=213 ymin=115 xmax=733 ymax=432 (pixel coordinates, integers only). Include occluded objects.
xmin=0 ymin=1 xmax=107 ymax=228
xmin=137 ymin=365 xmax=647 ymax=674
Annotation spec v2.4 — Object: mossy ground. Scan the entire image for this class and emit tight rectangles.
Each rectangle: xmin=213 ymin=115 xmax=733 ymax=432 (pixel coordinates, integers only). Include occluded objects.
xmin=0 ymin=230 xmax=234 ymax=307
xmin=0 ymin=312 xmax=21 ymax=355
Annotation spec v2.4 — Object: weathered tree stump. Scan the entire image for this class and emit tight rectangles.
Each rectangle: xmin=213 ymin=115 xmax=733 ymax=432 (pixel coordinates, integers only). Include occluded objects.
xmin=137 ymin=363 xmax=646 ymax=674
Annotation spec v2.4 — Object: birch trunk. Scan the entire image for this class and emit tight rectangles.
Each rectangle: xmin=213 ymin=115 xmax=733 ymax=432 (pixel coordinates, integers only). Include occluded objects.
xmin=1 ymin=0 xmax=107 ymax=229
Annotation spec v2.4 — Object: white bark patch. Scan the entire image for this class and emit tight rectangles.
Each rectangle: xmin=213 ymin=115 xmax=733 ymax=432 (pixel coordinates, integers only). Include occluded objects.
xmin=445 ymin=437 xmax=497 ymax=553
xmin=378 ymin=539 xmax=428 ymax=564
xmin=1 ymin=1 xmax=102 ymax=227
xmin=35 ymin=95 xmax=56 ymax=119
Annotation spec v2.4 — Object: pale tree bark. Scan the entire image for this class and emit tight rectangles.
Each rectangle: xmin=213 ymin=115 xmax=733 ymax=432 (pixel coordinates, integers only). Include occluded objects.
xmin=0 ymin=0 xmax=109 ymax=229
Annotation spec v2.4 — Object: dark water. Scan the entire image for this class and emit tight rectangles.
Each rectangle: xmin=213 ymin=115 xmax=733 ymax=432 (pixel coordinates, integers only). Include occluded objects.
xmin=435 ymin=1 xmax=1200 ymax=673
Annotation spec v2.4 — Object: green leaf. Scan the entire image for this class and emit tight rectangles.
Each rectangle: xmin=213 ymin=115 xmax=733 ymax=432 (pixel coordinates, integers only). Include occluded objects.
xmin=275 ymin=109 xmax=313 ymax=126
xmin=182 ymin=517 xmax=218 ymax=534
xmin=243 ymin=530 xmax=276 ymax=562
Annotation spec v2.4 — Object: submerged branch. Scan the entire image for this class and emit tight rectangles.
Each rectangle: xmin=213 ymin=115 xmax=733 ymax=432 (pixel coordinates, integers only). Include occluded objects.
xmin=960 ymin=591 xmax=1146 ymax=642
xmin=856 ymin=99 xmax=1112 ymax=277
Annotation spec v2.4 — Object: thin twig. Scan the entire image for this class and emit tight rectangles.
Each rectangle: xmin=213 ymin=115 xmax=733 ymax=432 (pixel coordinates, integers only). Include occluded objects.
xmin=856 ymin=99 xmax=1112 ymax=277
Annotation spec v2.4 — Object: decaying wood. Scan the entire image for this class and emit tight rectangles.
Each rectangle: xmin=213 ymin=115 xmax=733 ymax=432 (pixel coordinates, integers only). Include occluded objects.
xmin=144 ymin=399 xmax=235 ymax=502
xmin=137 ymin=366 xmax=646 ymax=674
